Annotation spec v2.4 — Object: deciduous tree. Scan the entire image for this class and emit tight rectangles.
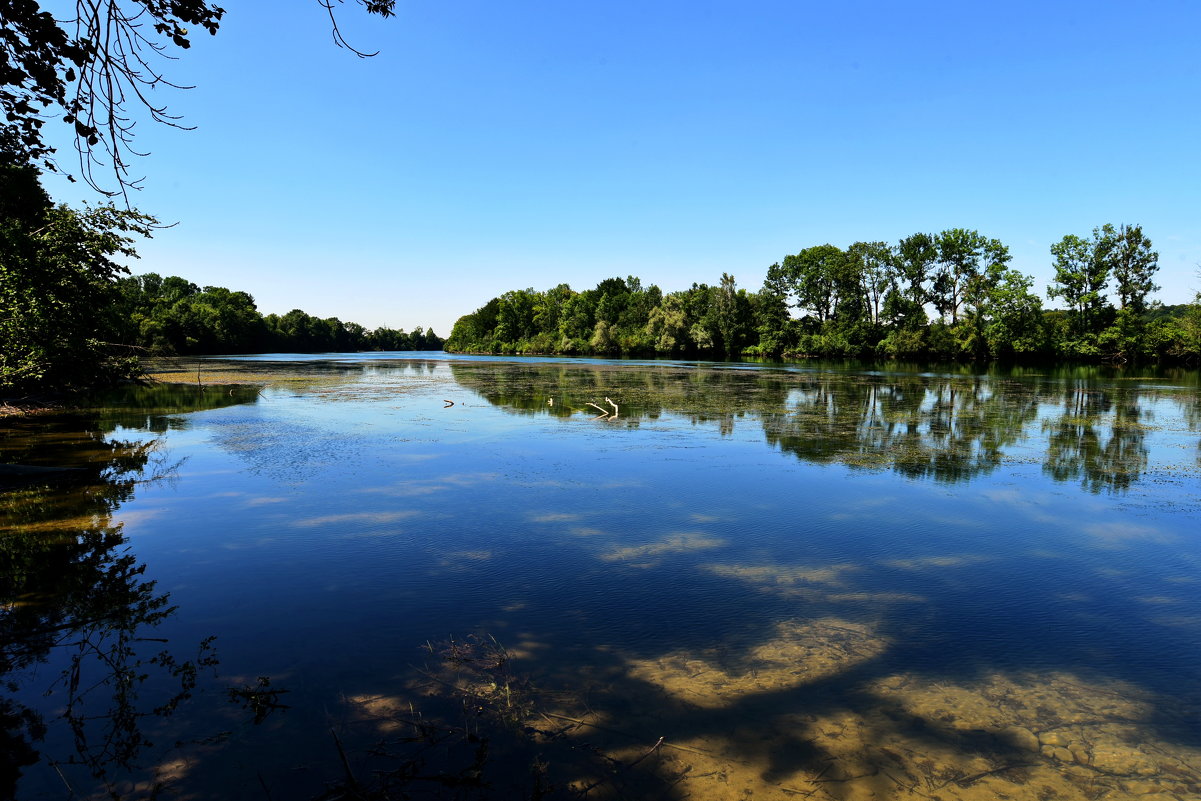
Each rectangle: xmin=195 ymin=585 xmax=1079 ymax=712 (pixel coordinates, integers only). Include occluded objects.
xmin=1 ymin=157 xmax=155 ymax=390
xmin=1048 ymin=232 xmax=1110 ymax=337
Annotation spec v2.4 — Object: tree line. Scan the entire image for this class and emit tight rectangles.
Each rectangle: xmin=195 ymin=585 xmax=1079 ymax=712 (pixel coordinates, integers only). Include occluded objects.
xmin=111 ymin=273 xmax=443 ymax=357
xmin=1 ymin=153 xmax=441 ymax=394
xmin=446 ymin=228 xmax=1201 ymax=363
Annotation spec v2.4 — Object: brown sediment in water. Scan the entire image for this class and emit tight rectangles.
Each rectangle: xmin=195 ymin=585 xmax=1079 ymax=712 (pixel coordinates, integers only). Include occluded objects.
xmin=328 ymin=618 xmax=1199 ymax=799
xmin=586 ymin=623 xmax=1201 ymax=800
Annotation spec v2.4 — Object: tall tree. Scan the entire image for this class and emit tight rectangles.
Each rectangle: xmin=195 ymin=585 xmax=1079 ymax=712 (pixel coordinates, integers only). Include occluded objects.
xmin=1048 ymin=232 xmax=1110 ymax=337
xmin=847 ymin=241 xmax=894 ymax=327
xmin=984 ymin=270 xmax=1045 ymax=357
xmin=713 ymin=273 xmax=748 ymax=355
xmin=770 ymin=244 xmax=848 ymax=324
xmin=930 ymin=229 xmax=1010 ymax=324
xmin=1097 ymin=223 xmax=1159 ymax=314
xmin=894 ymin=233 xmax=937 ymax=308
xmin=1 ymin=156 xmax=155 ymax=390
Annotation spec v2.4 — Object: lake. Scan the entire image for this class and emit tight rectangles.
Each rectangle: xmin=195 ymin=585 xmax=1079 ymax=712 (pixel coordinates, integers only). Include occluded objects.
xmin=3 ymin=354 xmax=1200 ymax=800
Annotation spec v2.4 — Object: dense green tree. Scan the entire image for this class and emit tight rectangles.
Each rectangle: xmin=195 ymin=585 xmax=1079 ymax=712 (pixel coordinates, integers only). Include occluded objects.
xmin=495 ymin=289 xmax=538 ymax=344
xmin=1098 ymin=223 xmax=1159 ymax=315
xmin=1 ymin=158 xmax=155 ymax=391
xmin=770 ymin=245 xmax=848 ymax=323
xmin=533 ymin=283 xmax=573 ymax=336
xmin=646 ymin=294 xmax=689 ymax=354
xmin=930 ymin=229 xmax=1010 ymax=325
xmin=445 ymin=226 xmax=1179 ymax=364
xmin=983 ymin=270 xmax=1046 ymax=357
xmin=885 ymin=233 xmax=937 ymax=334
xmin=847 ymin=241 xmax=895 ymax=327
xmin=894 ymin=233 xmax=936 ymax=308
xmin=748 ymin=285 xmax=792 ymax=356
xmin=1048 ymin=233 xmax=1110 ymax=338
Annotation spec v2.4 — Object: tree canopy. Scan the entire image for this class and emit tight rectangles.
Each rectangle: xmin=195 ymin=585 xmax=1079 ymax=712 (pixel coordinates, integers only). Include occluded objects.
xmin=1 ymin=150 xmax=156 ymax=389
xmin=447 ymin=226 xmax=1197 ymax=365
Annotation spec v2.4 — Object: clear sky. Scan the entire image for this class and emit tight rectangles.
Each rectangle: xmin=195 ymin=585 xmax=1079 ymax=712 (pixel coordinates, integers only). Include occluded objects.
xmin=40 ymin=0 xmax=1201 ymax=336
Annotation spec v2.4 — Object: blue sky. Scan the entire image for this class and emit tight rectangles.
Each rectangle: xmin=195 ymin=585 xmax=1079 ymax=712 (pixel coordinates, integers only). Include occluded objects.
xmin=41 ymin=0 xmax=1201 ymax=336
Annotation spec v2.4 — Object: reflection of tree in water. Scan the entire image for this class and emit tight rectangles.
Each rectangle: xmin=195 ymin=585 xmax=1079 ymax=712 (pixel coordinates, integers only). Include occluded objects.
xmin=1042 ymin=384 xmax=1149 ymax=492
xmin=1175 ymin=387 xmax=1201 ymax=469
xmin=0 ymin=385 xmax=258 ymax=797
xmin=451 ymin=363 xmax=1063 ymax=485
xmin=449 ymin=362 xmax=773 ymax=432
xmin=761 ymin=375 xmax=1043 ymax=483
xmin=451 ymin=361 xmax=1197 ymax=491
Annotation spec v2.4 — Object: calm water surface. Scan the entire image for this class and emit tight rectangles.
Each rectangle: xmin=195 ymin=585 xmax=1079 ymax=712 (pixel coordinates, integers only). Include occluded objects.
xmin=3 ymin=355 xmax=1200 ymax=800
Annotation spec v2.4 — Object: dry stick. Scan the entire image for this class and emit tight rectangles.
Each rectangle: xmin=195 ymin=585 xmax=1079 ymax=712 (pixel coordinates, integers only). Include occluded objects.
xmin=538 ymin=712 xmax=725 ymax=760
xmin=585 ymin=402 xmax=609 ymax=415
xmin=946 ymin=763 xmax=1035 ymax=789
xmin=575 ymin=736 xmax=665 ymax=796
xmin=257 ymin=772 xmax=276 ymax=801
xmin=329 ymin=727 xmax=359 ymax=791
xmin=52 ymin=763 xmax=78 ymax=798
xmin=626 ymin=736 xmax=666 ymax=768
xmin=605 ymin=396 xmax=618 ymax=416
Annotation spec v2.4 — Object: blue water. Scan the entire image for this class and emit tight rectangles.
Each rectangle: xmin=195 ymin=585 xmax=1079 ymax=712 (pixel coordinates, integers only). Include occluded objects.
xmin=4 ymin=356 xmax=1200 ymax=799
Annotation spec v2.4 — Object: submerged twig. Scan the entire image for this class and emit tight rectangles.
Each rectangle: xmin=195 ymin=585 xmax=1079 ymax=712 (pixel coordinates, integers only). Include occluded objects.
xmin=626 ymin=736 xmax=665 ymax=768
xmin=947 ymin=763 xmax=1034 ymax=788
xmin=330 ymin=727 xmax=359 ymax=791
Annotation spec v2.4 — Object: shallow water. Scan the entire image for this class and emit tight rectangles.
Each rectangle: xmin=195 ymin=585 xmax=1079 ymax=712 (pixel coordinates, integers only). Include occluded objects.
xmin=3 ymin=355 xmax=1200 ymax=800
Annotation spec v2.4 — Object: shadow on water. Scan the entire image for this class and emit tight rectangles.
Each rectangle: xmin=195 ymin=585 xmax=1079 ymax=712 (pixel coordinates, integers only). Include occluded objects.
xmin=324 ymin=552 xmax=1201 ymax=799
xmin=0 ymin=383 xmax=273 ymax=798
xmin=366 ymin=360 xmax=1201 ymax=799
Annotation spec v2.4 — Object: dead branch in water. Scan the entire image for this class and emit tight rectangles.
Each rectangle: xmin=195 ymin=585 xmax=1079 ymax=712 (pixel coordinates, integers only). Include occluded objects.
xmin=585 ymin=398 xmax=620 ymax=420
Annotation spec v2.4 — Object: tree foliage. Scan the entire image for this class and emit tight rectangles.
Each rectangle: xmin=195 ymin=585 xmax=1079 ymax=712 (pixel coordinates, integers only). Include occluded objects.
xmin=447 ymin=225 xmax=1194 ymax=365
xmin=1 ymin=155 xmax=155 ymax=390
xmin=111 ymin=275 xmax=445 ymax=356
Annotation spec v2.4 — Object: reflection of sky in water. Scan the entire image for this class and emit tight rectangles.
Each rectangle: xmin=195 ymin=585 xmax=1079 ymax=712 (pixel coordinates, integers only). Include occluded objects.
xmin=8 ymin=358 xmax=1201 ymax=799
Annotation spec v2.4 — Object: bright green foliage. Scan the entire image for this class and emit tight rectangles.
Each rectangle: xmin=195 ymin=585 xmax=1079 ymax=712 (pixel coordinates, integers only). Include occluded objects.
xmin=1 ymin=161 xmax=156 ymax=391
xmin=768 ymin=244 xmax=849 ymax=324
xmin=1048 ymin=233 xmax=1110 ymax=339
xmin=930 ymin=229 xmax=1011 ymax=325
xmin=847 ymin=241 xmax=895 ymax=327
xmin=984 ymin=270 xmax=1046 ymax=356
xmin=107 ymin=276 xmax=442 ymax=355
xmin=1098 ymin=223 xmax=1159 ymax=315
xmin=447 ymin=224 xmax=1198 ymax=365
